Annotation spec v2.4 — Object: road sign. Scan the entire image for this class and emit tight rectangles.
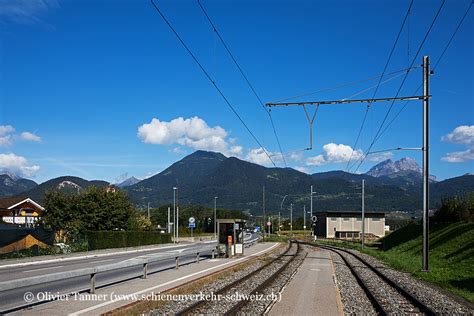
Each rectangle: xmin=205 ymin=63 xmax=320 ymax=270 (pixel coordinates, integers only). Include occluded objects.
xmin=189 ymin=217 xmax=195 ymax=224
xmin=267 ymin=221 xmax=271 ymax=226
xmin=312 ymin=216 xmax=317 ymax=222
xmin=188 ymin=222 xmax=196 ymax=228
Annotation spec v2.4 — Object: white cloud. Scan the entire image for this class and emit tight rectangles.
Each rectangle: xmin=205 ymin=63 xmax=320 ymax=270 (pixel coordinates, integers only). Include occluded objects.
xmin=245 ymin=148 xmax=274 ymax=166
xmin=442 ymin=149 xmax=474 ymax=163
xmin=441 ymin=125 xmax=474 ymax=145
xmin=0 ymin=125 xmax=15 ymax=135
xmin=138 ymin=116 xmax=244 ymax=157
xmin=0 ymin=0 xmax=59 ymax=25
xmin=306 ymin=143 xmax=363 ymax=166
xmin=0 ymin=153 xmax=40 ymax=177
xmin=306 ymin=154 xmax=326 ymax=166
xmin=0 ymin=135 xmax=12 ymax=147
xmin=294 ymin=166 xmax=310 ymax=174
xmin=0 ymin=125 xmax=41 ymax=146
xmin=367 ymin=151 xmax=393 ymax=162
xmin=288 ymin=151 xmax=303 ymax=162
xmin=441 ymin=125 xmax=474 ymax=163
xmin=20 ymin=131 xmax=41 ymax=142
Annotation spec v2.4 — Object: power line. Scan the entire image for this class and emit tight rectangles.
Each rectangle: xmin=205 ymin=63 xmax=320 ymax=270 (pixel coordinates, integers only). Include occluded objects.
xmin=372 ymin=0 xmax=472 ymax=147
xmin=350 ymin=0 xmax=446 ymax=174
xmin=149 ymin=0 xmax=277 ymax=167
xmin=274 ymin=67 xmax=412 ymax=103
xmin=346 ymin=0 xmax=414 ymax=171
xmin=196 ymin=0 xmax=287 ymax=167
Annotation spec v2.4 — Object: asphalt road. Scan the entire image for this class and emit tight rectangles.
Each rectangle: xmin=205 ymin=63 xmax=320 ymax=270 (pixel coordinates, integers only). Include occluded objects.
xmin=0 ymin=242 xmax=212 ymax=282
xmin=0 ymin=242 xmax=214 ymax=313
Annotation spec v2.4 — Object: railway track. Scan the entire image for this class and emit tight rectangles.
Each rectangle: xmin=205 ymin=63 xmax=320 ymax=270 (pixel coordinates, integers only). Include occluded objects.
xmin=301 ymin=242 xmax=436 ymax=315
xmin=176 ymin=240 xmax=304 ymax=315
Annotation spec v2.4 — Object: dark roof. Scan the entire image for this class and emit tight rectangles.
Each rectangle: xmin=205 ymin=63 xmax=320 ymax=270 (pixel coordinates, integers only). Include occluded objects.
xmin=0 ymin=196 xmax=28 ymax=209
xmin=316 ymin=211 xmax=385 ymax=216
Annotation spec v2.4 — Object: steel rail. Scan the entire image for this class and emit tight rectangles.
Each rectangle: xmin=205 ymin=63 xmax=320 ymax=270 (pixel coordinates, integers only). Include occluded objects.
xmin=301 ymin=242 xmax=436 ymax=316
xmin=224 ymin=242 xmax=304 ymax=316
xmin=176 ymin=240 xmax=297 ymax=316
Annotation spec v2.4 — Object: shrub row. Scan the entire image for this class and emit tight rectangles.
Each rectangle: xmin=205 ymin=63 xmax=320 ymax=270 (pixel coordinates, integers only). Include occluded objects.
xmin=86 ymin=231 xmax=172 ymax=250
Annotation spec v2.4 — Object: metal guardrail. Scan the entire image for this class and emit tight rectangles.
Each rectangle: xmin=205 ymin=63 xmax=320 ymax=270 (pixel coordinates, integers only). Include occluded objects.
xmin=0 ymin=244 xmax=217 ymax=294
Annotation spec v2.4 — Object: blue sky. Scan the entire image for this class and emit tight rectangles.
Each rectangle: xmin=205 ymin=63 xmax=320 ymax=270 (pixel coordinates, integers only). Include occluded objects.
xmin=0 ymin=0 xmax=473 ymax=183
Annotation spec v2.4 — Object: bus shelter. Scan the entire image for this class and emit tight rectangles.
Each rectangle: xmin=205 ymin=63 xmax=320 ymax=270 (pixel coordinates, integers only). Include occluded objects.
xmin=217 ymin=219 xmax=246 ymax=257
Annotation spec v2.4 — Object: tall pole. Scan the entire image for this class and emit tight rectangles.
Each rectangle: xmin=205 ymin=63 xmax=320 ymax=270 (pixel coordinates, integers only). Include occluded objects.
xmin=279 ymin=195 xmax=287 ymax=236
xmin=303 ymin=205 xmax=306 ymax=237
xmin=278 ymin=211 xmax=281 ymax=236
xmin=176 ymin=188 xmax=179 ymax=243
xmin=214 ymin=196 xmax=218 ymax=239
xmin=173 ymin=187 xmax=176 ymax=243
xmin=262 ymin=185 xmax=265 ymax=240
xmin=310 ymin=185 xmax=314 ymax=236
xmin=167 ymin=207 xmax=171 ymax=234
xmin=290 ymin=203 xmax=293 ymax=236
xmin=147 ymin=202 xmax=150 ymax=219
xmin=422 ymin=55 xmax=430 ymax=271
xmin=362 ymin=179 xmax=365 ymax=249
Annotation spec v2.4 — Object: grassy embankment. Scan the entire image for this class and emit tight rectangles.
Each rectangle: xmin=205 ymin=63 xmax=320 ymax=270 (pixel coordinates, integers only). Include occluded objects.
xmin=315 ymin=222 xmax=473 ymax=303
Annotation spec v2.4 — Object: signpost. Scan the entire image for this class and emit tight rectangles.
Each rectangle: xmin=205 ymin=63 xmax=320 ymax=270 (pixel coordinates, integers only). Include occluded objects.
xmin=312 ymin=216 xmax=317 ymax=241
xmin=188 ymin=217 xmax=196 ymax=238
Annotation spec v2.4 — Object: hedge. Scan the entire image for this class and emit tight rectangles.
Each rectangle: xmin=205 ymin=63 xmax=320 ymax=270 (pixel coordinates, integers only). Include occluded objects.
xmin=86 ymin=231 xmax=172 ymax=250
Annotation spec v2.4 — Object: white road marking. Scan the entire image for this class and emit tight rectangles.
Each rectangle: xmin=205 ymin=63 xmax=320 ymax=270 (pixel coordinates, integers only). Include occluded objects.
xmin=23 ymin=265 xmax=64 ymax=272
xmin=69 ymin=243 xmax=279 ymax=316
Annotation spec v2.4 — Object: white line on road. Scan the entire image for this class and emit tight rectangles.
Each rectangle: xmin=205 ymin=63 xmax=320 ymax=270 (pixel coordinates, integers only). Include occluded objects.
xmin=69 ymin=243 xmax=279 ymax=316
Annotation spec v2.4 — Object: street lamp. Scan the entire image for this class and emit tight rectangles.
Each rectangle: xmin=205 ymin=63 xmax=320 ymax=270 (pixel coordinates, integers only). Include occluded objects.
xmin=290 ymin=203 xmax=293 ymax=236
xmin=279 ymin=195 xmax=288 ymax=236
xmin=214 ymin=196 xmax=218 ymax=240
xmin=173 ymin=187 xmax=177 ymax=243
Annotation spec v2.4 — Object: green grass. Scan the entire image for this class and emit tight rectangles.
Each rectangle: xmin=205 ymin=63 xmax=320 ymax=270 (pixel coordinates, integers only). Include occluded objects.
xmin=316 ymin=222 xmax=474 ymax=303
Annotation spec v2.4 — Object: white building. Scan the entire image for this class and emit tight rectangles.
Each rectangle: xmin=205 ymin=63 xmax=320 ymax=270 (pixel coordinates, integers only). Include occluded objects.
xmin=314 ymin=211 xmax=386 ymax=239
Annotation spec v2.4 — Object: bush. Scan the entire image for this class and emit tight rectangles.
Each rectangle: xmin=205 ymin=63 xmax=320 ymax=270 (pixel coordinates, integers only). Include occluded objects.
xmin=86 ymin=231 xmax=172 ymax=250
xmin=433 ymin=193 xmax=474 ymax=223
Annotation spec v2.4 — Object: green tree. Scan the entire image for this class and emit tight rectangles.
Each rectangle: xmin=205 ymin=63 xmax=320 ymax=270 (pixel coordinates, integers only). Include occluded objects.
xmin=43 ymin=186 xmax=136 ymax=233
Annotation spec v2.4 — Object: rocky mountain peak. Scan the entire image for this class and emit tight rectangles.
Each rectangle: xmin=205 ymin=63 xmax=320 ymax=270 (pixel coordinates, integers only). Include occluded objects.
xmin=366 ymin=157 xmax=422 ymax=178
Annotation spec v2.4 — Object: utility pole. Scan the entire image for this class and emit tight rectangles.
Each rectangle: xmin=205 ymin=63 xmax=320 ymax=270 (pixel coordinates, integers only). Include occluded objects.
xmin=310 ymin=185 xmax=315 ymax=236
xmin=422 ymin=55 xmax=430 ymax=272
xmin=167 ymin=207 xmax=171 ymax=234
xmin=176 ymin=187 xmax=179 ymax=243
xmin=173 ymin=187 xmax=177 ymax=243
xmin=290 ymin=203 xmax=293 ymax=236
xmin=262 ymin=185 xmax=265 ymax=240
xmin=362 ymin=179 xmax=365 ymax=249
xmin=147 ymin=202 xmax=150 ymax=219
xmin=214 ymin=196 xmax=218 ymax=240
xmin=278 ymin=211 xmax=281 ymax=236
xmin=303 ymin=205 xmax=306 ymax=238
xmin=266 ymin=58 xmax=431 ymax=269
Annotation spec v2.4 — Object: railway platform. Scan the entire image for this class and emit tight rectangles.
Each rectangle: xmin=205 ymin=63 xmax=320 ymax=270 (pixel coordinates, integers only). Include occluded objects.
xmin=268 ymin=247 xmax=343 ymax=316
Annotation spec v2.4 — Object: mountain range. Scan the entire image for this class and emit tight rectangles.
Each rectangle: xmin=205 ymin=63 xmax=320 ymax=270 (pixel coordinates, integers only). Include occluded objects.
xmin=1 ymin=151 xmax=473 ymax=215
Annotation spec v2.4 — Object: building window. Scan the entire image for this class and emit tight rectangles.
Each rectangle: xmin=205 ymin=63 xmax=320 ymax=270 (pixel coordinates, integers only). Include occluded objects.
xmin=343 ymin=217 xmax=350 ymax=221
xmin=356 ymin=217 xmax=362 ymax=221
xmin=372 ymin=218 xmax=381 ymax=221
xmin=330 ymin=217 xmax=337 ymax=221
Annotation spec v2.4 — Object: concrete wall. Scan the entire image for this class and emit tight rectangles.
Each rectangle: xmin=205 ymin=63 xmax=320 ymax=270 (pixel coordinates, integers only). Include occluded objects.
xmin=325 ymin=216 xmax=385 ymax=238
